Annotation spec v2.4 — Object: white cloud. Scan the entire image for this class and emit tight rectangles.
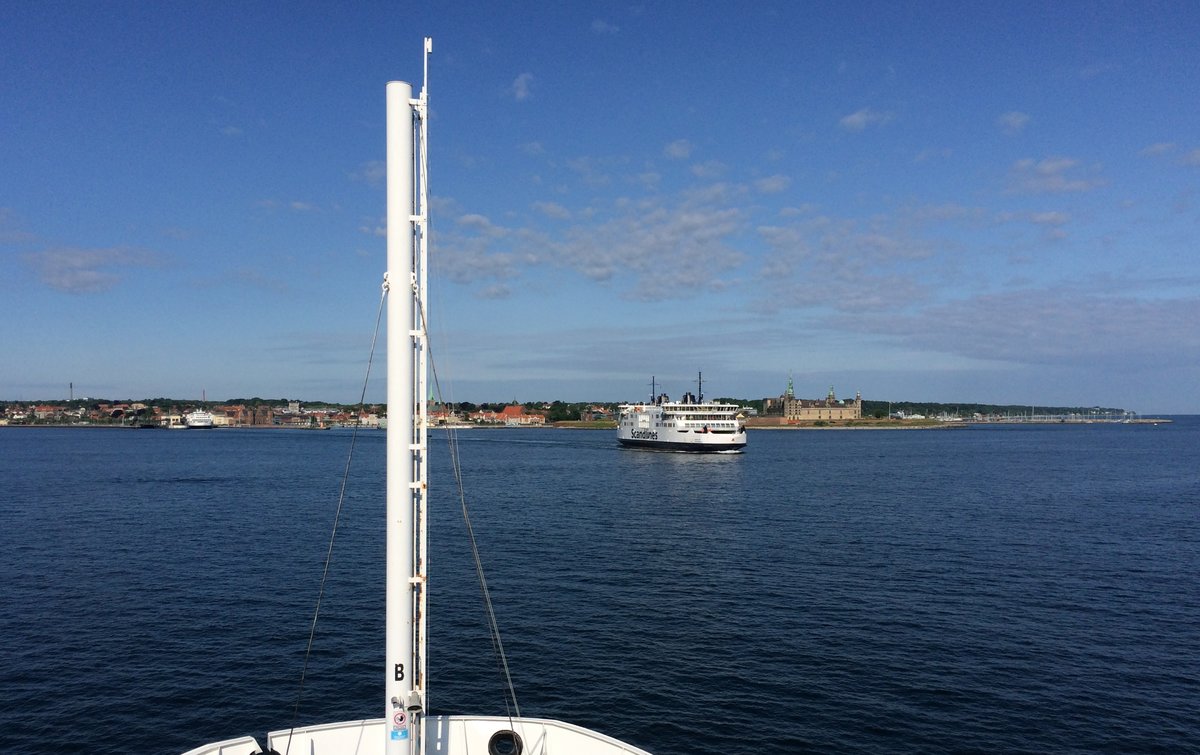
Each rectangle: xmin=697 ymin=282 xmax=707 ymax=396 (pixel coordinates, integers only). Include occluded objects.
xmin=551 ymin=197 xmax=746 ymax=300
xmin=914 ymin=147 xmax=953 ymax=163
xmin=1140 ymin=144 xmax=1200 ymax=168
xmin=1030 ymin=211 xmax=1069 ymax=227
xmin=477 ymin=283 xmax=512 ymax=300
xmin=839 ymin=108 xmax=893 ymax=132
xmin=755 ymin=174 xmax=791 ymax=194
xmin=997 ymin=111 xmax=1030 ymax=135
xmin=1139 ymin=142 xmax=1175 ymax=157
xmin=225 ymin=268 xmax=289 ymax=293
xmin=161 ymin=226 xmax=193 ymax=241
xmin=566 ymin=156 xmax=613 ymax=187
xmin=23 ymin=246 xmax=161 ymax=294
xmin=456 ymin=213 xmax=508 ymax=237
xmin=632 ymin=171 xmax=661 ymax=189
xmin=754 ymin=211 xmax=941 ymax=315
xmin=435 ymin=189 xmax=748 ymax=302
xmin=681 ymin=182 xmax=745 ymax=205
xmin=779 ymin=204 xmax=818 ymax=218
xmin=690 ymin=160 xmax=726 ymax=178
xmin=1008 ymin=157 xmax=1105 ymax=193
xmin=254 ymin=199 xmax=319 ymax=212
xmin=351 ymin=160 xmax=386 ymax=185
xmin=511 ymin=72 xmax=534 ymax=101
xmin=838 ymin=288 xmax=1200 ymax=367
xmin=909 ymin=203 xmax=984 ymax=223
xmin=434 ymin=214 xmax=521 ymax=288
xmin=663 ymin=139 xmax=693 ymax=159
xmin=591 ymin=19 xmax=619 ymax=34
xmin=358 ymin=222 xmax=386 ymax=238
xmin=533 ymin=201 xmax=571 ymax=219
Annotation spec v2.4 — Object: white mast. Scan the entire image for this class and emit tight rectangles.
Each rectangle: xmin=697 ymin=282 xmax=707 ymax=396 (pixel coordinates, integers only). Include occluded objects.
xmin=185 ymin=35 xmax=656 ymax=755
xmin=385 ymin=36 xmax=431 ymax=755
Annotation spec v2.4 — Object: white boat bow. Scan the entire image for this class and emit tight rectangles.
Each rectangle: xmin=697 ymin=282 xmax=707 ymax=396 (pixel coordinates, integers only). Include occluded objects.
xmin=184 ymin=716 xmax=651 ymax=755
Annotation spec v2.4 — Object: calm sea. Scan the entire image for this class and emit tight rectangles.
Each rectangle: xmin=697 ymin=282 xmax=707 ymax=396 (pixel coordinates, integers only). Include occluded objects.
xmin=1 ymin=421 xmax=1197 ymax=754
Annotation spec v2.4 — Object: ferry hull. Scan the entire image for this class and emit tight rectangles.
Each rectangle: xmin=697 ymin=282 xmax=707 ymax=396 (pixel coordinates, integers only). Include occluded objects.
xmin=617 ymin=435 xmax=746 ymax=453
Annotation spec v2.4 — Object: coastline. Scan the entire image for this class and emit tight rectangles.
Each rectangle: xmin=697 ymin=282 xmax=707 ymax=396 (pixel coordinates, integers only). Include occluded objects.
xmin=2 ymin=417 xmax=1173 ymax=432
xmin=0 ymin=423 xmax=354 ymax=431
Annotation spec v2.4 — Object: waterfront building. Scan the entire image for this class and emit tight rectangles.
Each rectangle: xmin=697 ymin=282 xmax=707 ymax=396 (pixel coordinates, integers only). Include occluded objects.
xmin=764 ymin=377 xmax=863 ymax=421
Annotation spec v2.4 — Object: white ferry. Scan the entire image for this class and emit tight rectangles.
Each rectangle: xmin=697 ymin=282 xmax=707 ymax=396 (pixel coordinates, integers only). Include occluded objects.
xmin=617 ymin=375 xmax=747 ymax=453
xmin=183 ymin=410 xmax=215 ymax=428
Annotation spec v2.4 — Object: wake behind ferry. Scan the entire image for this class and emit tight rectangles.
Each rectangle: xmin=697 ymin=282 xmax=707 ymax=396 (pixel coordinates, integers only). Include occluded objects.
xmin=617 ymin=374 xmax=747 ymax=453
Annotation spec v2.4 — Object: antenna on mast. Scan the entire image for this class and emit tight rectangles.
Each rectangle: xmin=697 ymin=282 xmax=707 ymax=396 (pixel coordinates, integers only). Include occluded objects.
xmin=422 ymin=37 xmax=432 ymax=99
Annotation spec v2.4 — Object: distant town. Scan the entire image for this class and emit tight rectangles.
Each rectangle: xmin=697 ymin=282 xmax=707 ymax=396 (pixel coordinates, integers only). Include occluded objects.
xmin=0 ymin=382 xmax=1149 ymax=428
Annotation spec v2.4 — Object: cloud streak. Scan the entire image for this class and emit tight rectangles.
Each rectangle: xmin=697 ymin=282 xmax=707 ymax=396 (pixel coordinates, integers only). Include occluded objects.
xmin=1008 ymin=157 xmax=1105 ymax=193
xmin=511 ymin=72 xmax=534 ymax=101
xmin=23 ymin=246 xmax=162 ymax=294
xmin=435 ymin=187 xmax=748 ymax=301
xmin=591 ymin=19 xmax=619 ymax=35
xmin=839 ymin=108 xmax=893 ymax=132
xmin=835 ymin=288 xmax=1200 ymax=368
xmin=998 ymin=111 xmax=1030 ymax=135
xmin=663 ymin=139 xmax=693 ymax=159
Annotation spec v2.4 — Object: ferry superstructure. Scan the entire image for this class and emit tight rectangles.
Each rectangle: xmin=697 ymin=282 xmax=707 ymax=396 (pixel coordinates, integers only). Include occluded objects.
xmin=617 ymin=375 xmax=747 ymax=453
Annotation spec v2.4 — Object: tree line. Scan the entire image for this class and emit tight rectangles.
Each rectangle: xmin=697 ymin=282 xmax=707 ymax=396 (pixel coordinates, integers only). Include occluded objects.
xmin=2 ymin=397 xmax=1127 ymax=421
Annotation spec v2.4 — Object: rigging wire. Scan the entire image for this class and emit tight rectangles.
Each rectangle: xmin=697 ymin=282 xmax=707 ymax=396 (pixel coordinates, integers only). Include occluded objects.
xmin=282 ymin=284 xmax=388 ymax=755
xmin=277 ymin=278 xmax=522 ymax=750
xmin=415 ymin=137 xmax=521 ymax=722
xmin=419 ymin=297 xmax=523 ymax=723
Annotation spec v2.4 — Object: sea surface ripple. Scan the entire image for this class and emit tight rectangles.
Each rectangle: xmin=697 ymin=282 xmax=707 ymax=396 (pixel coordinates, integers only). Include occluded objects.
xmin=1 ymin=421 xmax=1197 ymax=754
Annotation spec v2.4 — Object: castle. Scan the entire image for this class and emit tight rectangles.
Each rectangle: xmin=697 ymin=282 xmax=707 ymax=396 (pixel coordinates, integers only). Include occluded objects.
xmin=763 ymin=377 xmax=862 ymax=421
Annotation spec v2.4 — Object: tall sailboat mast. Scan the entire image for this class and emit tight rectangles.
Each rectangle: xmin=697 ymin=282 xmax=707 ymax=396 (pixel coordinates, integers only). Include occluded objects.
xmin=385 ymin=36 xmax=431 ymax=754
xmin=185 ymin=36 xmax=656 ymax=755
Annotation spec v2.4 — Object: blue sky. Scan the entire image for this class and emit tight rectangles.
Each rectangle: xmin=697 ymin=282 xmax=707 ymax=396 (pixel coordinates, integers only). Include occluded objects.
xmin=3 ymin=2 xmax=1198 ymax=413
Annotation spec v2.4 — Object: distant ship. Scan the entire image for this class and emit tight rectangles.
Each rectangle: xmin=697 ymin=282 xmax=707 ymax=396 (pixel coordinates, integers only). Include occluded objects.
xmin=183 ymin=410 xmax=214 ymax=429
xmin=617 ymin=374 xmax=747 ymax=453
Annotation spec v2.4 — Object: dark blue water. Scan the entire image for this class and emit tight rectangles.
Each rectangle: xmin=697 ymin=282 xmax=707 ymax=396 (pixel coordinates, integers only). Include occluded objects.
xmin=1 ymin=422 xmax=1198 ymax=754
